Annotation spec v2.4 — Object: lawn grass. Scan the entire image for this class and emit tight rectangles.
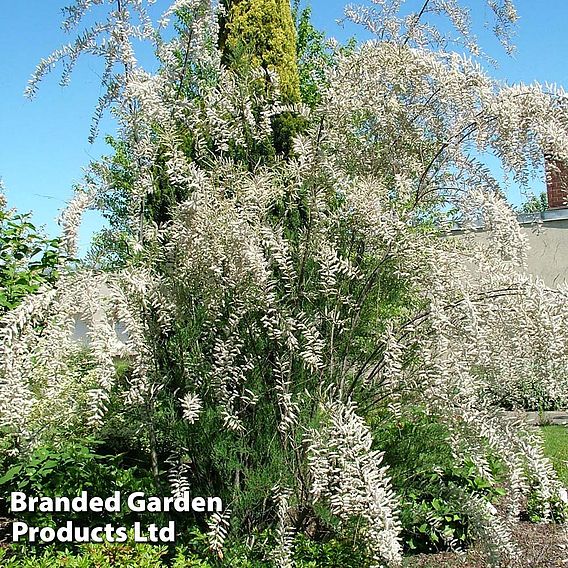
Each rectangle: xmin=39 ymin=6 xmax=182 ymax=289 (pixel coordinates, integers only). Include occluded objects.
xmin=540 ymin=425 xmax=568 ymax=486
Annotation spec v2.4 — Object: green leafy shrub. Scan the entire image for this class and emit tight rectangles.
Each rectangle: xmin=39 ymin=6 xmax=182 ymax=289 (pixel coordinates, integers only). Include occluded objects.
xmin=0 ymin=539 xmax=168 ymax=568
xmin=0 ymin=204 xmax=63 ymax=314
xmin=0 ymin=438 xmax=157 ymax=531
xmin=292 ymin=534 xmax=370 ymax=567
xmin=516 ymin=191 xmax=548 ymax=213
xmin=525 ymin=489 xmax=568 ymax=524
xmin=373 ymin=409 xmax=507 ymax=554
xmin=486 ymin=372 xmax=567 ymax=412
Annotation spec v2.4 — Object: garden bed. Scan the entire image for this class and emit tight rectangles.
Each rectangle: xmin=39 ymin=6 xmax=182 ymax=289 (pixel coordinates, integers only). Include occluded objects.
xmin=404 ymin=521 xmax=567 ymax=567
xmin=404 ymin=423 xmax=568 ymax=567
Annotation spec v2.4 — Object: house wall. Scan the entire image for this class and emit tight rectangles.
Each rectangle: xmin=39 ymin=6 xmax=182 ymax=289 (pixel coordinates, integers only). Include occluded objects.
xmin=522 ymin=219 xmax=568 ymax=288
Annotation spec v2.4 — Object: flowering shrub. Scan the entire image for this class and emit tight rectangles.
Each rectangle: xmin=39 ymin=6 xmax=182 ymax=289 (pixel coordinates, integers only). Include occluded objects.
xmin=2 ymin=1 xmax=568 ymax=566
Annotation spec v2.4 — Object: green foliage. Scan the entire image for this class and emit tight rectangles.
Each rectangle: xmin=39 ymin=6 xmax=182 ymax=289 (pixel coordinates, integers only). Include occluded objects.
xmin=293 ymin=534 xmax=370 ymax=567
xmin=172 ymin=527 xmax=272 ymax=567
xmin=0 ymin=531 xmax=370 ymax=567
xmin=0 ymin=438 xmax=157 ymax=530
xmin=292 ymin=1 xmax=332 ymax=106
xmin=220 ymin=0 xmax=301 ymax=102
xmin=516 ymin=191 xmax=548 ymax=213
xmin=271 ymin=111 xmax=308 ymax=156
xmin=487 ymin=374 xmax=565 ymax=412
xmin=84 ymin=137 xmax=136 ymax=270
xmin=525 ymin=488 xmax=568 ymax=524
xmin=0 ymin=204 xmax=62 ymax=314
xmin=0 ymin=539 xmax=169 ymax=568
xmin=13 ymin=1 xmax=568 ymax=566
xmin=88 ymin=3 xmax=329 ymax=259
xmin=373 ymin=409 xmax=507 ymax=554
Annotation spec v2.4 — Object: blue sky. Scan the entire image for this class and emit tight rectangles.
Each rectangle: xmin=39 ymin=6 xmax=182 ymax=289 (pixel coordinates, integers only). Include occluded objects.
xmin=0 ymin=1 xmax=567 ymax=251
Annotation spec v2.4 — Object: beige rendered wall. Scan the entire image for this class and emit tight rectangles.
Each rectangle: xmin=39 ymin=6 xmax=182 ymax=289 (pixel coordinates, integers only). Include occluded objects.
xmin=522 ymin=220 xmax=568 ymax=288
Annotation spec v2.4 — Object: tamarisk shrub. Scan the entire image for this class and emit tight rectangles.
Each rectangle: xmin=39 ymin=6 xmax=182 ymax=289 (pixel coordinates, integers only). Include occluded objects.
xmin=3 ymin=0 xmax=568 ymax=565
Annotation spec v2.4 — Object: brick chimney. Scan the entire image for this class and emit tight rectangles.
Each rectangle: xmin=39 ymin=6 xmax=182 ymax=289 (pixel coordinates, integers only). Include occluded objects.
xmin=545 ymin=155 xmax=568 ymax=209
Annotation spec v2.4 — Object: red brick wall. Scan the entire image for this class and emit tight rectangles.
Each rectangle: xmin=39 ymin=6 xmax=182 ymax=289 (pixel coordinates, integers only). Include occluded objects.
xmin=545 ymin=157 xmax=568 ymax=209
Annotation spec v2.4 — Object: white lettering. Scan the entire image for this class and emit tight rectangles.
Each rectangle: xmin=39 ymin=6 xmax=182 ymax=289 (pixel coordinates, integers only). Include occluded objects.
xmin=53 ymin=496 xmax=71 ymax=512
xmin=134 ymin=521 xmax=147 ymax=542
xmin=39 ymin=526 xmax=56 ymax=542
xmin=128 ymin=492 xmax=146 ymax=512
xmin=115 ymin=526 xmax=128 ymax=542
xmin=12 ymin=521 xmax=28 ymax=541
xmin=91 ymin=527 xmax=103 ymax=543
xmin=192 ymin=497 xmax=205 ymax=512
xmin=10 ymin=492 xmax=27 ymax=513
xmin=70 ymin=492 xmax=88 ymax=512
xmin=105 ymin=491 xmax=121 ymax=512
xmin=160 ymin=521 xmax=175 ymax=542
xmin=208 ymin=496 xmax=223 ymax=512
xmin=90 ymin=496 xmax=103 ymax=512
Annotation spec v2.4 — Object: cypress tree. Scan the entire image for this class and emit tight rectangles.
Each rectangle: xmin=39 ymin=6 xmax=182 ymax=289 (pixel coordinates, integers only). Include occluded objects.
xmin=220 ymin=0 xmax=301 ymax=102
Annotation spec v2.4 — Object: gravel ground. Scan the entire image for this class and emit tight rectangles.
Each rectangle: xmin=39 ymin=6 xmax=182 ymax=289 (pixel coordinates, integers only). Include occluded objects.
xmin=404 ymin=522 xmax=568 ymax=568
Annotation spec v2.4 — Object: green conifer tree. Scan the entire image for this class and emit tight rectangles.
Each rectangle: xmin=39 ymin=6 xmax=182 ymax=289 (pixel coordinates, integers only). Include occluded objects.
xmin=220 ymin=0 xmax=301 ymax=102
